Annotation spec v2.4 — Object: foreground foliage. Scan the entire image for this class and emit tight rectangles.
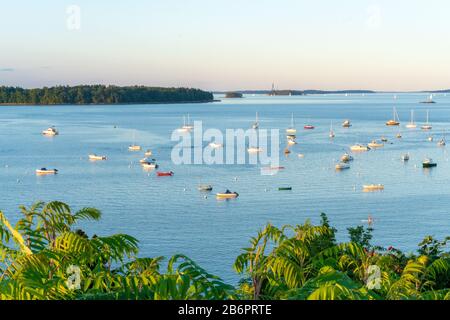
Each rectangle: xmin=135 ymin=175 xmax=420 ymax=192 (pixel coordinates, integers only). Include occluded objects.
xmin=1 ymin=202 xmax=450 ymax=300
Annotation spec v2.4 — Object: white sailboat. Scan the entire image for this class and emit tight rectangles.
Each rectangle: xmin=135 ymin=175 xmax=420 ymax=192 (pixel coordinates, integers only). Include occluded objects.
xmin=252 ymin=112 xmax=259 ymax=130
xmin=286 ymin=113 xmax=297 ymax=134
xmin=438 ymin=130 xmax=446 ymax=146
xmin=421 ymin=110 xmax=432 ymax=130
xmin=183 ymin=114 xmax=194 ymax=130
xmin=406 ymin=110 xmax=417 ymax=129
xmin=128 ymin=131 xmax=141 ymax=151
xmin=329 ymin=121 xmax=335 ymax=138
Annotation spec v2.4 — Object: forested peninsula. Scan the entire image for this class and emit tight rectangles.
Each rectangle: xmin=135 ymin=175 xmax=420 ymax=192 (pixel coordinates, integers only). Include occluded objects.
xmin=0 ymin=85 xmax=214 ymax=105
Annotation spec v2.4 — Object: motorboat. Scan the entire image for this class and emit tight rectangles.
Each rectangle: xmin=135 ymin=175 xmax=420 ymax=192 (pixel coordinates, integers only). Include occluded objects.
xmin=342 ymin=120 xmax=352 ymax=128
xmin=198 ymin=185 xmax=213 ymax=192
xmin=278 ymin=187 xmax=292 ymax=191
xmin=381 ymin=137 xmax=388 ymax=142
xmin=335 ymin=163 xmax=350 ymax=171
xmin=363 ymin=184 xmax=385 ymax=192
xmin=350 ymin=144 xmax=370 ymax=152
xmin=216 ymin=191 xmax=239 ymax=199
xmin=89 ymin=154 xmax=107 ymax=161
xmin=142 ymin=162 xmax=159 ymax=170
xmin=304 ymin=124 xmax=315 ymax=130
xmin=144 ymin=149 xmax=153 ymax=157
xmin=156 ymin=171 xmax=174 ymax=176
xmin=36 ymin=168 xmax=58 ymax=175
xmin=42 ymin=127 xmax=59 ymax=136
xmin=341 ymin=153 xmax=354 ymax=163
xmin=423 ymin=158 xmax=437 ymax=168
xmin=128 ymin=145 xmax=142 ymax=151
xmin=368 ymin=140 xmax=384 ymax=148
xmin=401 ymin=154 xmax=410 ymax=162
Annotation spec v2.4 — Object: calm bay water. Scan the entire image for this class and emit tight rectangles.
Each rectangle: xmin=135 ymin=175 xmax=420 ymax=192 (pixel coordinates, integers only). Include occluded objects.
xmin=1 ymin=93 xmax=450 ymax=283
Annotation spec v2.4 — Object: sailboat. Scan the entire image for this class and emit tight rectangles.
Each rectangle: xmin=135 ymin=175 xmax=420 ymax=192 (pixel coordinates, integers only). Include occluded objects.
xmin=421 ymin=94 xmax=436 ymax=104
xmin=182 ymin=114 xmax=194 ymax=130
xmin=406 ymin=110 xmax=417 ymax=129
xmin=128 ymin=131 xmax=141 ymax=151
xmin=386 ymin=107 xmax=400 ymax=126
xmin=438 ymin=130 xmax=446 ymax=146
xmin=286 ymin=113 xmax=297 ymax=134
xmin=177 ymin=116 xmax=191 ymax=133
xmin=329 ymin=121 xmax=335 ymax=138
xmin=252 ymin=112 xmax=259 ymax=130
xmin=421 ymin=110 xmax=432 ymax=130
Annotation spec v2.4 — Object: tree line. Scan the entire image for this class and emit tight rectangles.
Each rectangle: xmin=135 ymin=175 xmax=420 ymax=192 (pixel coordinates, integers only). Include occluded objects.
xmin=0 ymin=85 xmax=214 ymax=105
xmin=1 ymin=201 xmax=450 ymax=300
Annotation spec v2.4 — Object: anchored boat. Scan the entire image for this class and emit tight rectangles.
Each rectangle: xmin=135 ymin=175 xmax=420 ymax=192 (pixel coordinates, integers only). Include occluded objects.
xmin=286 ymin=113 xmax=297 ymax=134
xmin=198 ymin=185 xmax=213 ymax=192
xmin=342 ymin=120 xmax=352 ymax=128
xmin=386 ymin=107 xmax=400 ymax=126
xmin=363 ymin=184 xmax=385 ymax=192
xmin=36 ymin=168 xmax=58 ymax=175
xmin=42 ymin=126 xmax=59 ymax=136
xmin=421 ymin=110 xmax=432 ymax=130
xmin=335 ymin=163 xmax=350 ymax=171
xmin=89 ymin=154 xmax=107 ymax=161
xmin=368 ymin=140 xmax=384 ymax=148
xmin=422 ymin=158 xmax=437 ymax=168
xmin=157 ymin=171 xmax=174 ymax=177
xmin=216 ymin=191 xmax=239 ymax=199
xmin=350 ymin=144 xmax=370 ymax=152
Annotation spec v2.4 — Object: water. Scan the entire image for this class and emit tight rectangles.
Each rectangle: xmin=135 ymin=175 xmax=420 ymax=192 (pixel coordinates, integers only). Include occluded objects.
xmin=1 ymin=93 xmax=450 ymax=283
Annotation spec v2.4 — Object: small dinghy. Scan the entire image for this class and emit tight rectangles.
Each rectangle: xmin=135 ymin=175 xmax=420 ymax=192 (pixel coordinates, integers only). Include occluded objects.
xmin=278 ymin=187 xmax=292 ymax=191
xmin=401 ymin=154 xmax=410 ymax=162
xmin=157 ymin=171 xmax=174 ymax=177
xmin=209 ymin=142 xmax=223 ymax=149
xmin=304 ymin=124 xmax=315 ymax=130
xmin=36 ymin=168 xmax=58 ymax=175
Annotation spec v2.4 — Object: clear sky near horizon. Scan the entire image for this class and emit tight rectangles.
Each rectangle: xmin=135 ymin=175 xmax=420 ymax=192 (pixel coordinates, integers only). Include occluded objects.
xmin=1 ymin=0 xmax=449 ymax=91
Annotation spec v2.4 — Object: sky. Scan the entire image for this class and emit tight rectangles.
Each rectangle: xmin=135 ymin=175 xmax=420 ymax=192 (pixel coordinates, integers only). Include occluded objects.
xmin=0 ymin=0 xmax=449 ymax=91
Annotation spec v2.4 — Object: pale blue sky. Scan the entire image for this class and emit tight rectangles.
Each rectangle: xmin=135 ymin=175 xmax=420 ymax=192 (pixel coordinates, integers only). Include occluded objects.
xmin=1 ymin=0 xmax=449 ymax=91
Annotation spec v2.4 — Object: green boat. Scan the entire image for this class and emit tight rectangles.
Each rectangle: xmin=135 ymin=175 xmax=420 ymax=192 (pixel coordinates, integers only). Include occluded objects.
xmin=278 ymin=187 xmax=293 ymax=191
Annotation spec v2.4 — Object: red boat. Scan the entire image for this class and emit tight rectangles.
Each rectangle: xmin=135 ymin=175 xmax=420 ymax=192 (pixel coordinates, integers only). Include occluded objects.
xmin=157 ymin=171 xmax=174 ymax=177
xmin=304 ymin=125 xmax=315 ymax=130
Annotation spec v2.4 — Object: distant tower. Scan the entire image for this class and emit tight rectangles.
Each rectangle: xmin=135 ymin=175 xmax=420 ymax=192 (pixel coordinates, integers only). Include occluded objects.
xmin=270 ymin=82 xmax=275 ymax=96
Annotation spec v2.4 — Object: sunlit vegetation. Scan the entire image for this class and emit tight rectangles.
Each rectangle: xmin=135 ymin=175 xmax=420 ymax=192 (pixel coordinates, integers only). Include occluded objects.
xmin=0 ymin=85 xmax=214 ymax=105
xmin=1 ymin=202 xmax=450 ymax=300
